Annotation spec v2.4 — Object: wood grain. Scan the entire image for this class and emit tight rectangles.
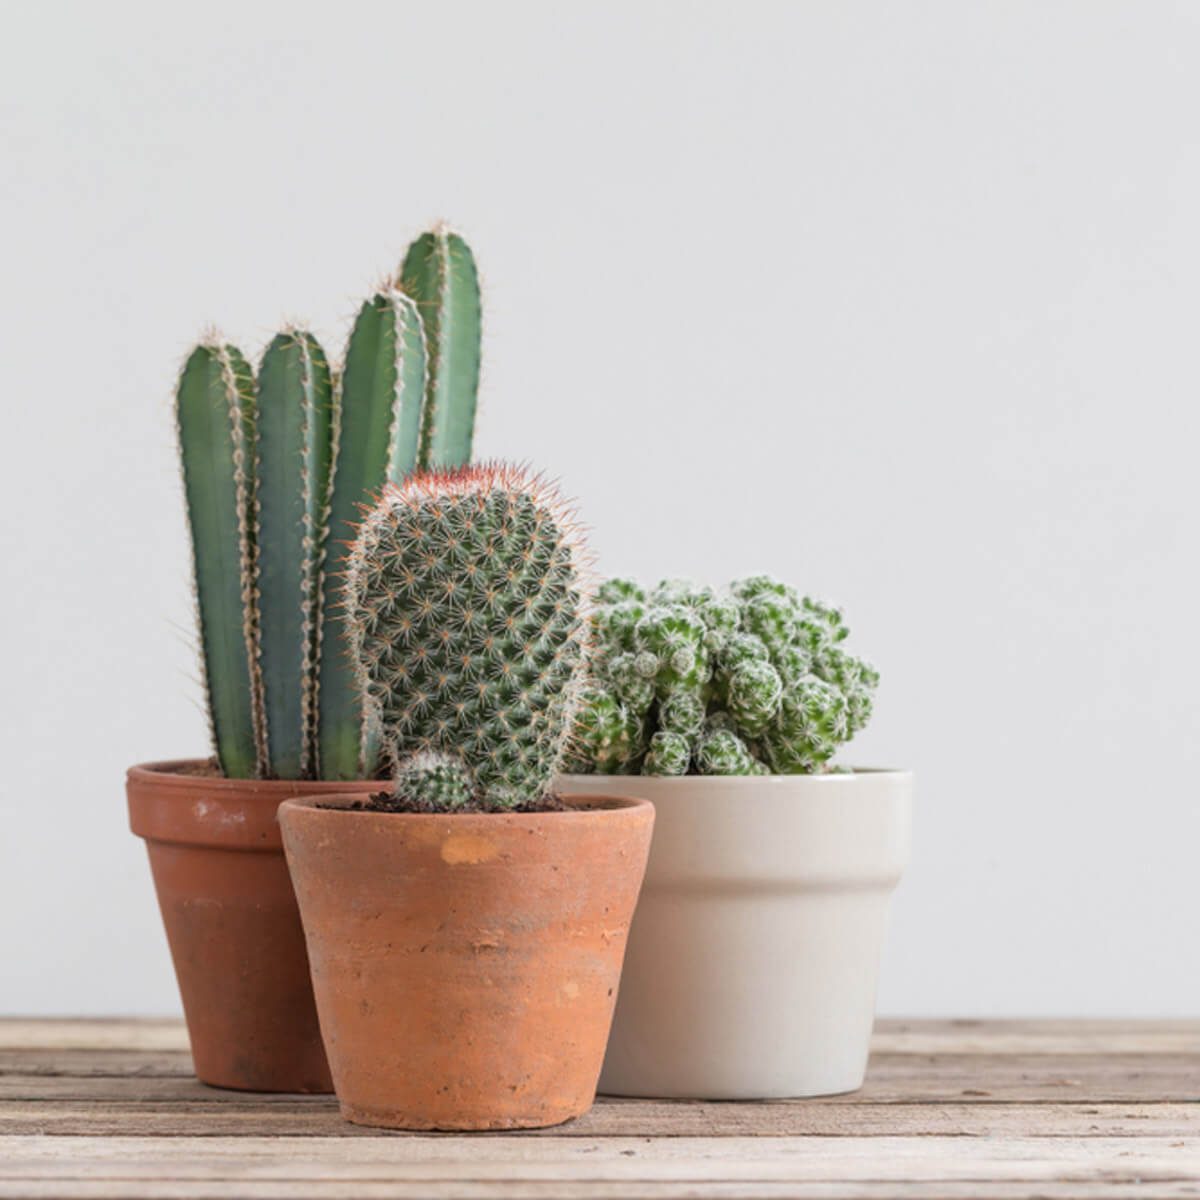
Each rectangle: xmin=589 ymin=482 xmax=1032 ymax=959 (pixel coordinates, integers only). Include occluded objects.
xmin=1 ymin=1100 xmax=1197 ymax=1139
xmin=1 ymin=1019 xmax=1197 ymax=1200
xmin=6 ymin=1050 xmax=1198 ymax=1103
xmin=5 ymin=1017 xmax=1197 ymax=1055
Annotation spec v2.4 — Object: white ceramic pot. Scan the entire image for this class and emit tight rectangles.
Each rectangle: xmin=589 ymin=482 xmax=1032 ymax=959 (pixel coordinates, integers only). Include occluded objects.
xmin=558 ymin=771 xmax=912 ymax=1099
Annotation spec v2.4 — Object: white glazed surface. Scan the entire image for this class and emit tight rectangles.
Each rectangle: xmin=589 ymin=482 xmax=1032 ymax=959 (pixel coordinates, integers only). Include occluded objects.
xmin=558 ymin=771 xmax=913 ymax=1099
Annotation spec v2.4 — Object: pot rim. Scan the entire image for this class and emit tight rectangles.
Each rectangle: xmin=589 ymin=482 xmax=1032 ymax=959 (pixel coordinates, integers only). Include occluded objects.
xmin=559 ymin=768 xmax=912 ymax=786
xmin=279 ymin=792 xmax=654 ymax=820
xmin=126 ymin=759 xmax=383 ymax=792
xmin=126 ymin=759 xmax=384 ymax=849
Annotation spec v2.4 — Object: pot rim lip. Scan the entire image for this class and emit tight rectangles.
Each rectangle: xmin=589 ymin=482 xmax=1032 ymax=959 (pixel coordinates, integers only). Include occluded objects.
xmin=278 ymin=792 xmax=655 ymax=820
xmin=559 ymin=767 xmax=912 ymax=784
xmin=126 ymin=759 xmax=380 ymax=791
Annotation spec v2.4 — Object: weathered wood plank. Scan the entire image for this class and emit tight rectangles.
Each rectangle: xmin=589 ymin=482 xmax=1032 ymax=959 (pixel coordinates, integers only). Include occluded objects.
xmin=0 ymin=1020 xmax=189 ymax=1053
xmin=4 ymin=1183 xmax=1199 ymax=1200
xmin=4 ymin=1052 xmax=1198 ymax=1104
xmin=3 ymin=1018 xmax=1197 ymax=1056
xmin=2 ymin=1021 xmax=1197 ymax=1199
xmin=871 ymin=1019 xmax=1200 ymax=1056
xmin=0 ymin=1049 xmax=192 ymax=1078
xmin=2 ymin=1134 xmax=1199 ymax=1182
xmin=1 ymin=1100 xmax=1196 ymax=1139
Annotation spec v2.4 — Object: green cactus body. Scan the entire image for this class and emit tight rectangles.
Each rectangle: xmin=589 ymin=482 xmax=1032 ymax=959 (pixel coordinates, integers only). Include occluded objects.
xmin=741 ymin=591 xmax=798 ymax=658
xmin=346 ymin=464 xmax=588 ymax=808
xmin=695 ymin=727 xmax=766 ymax=776
xmin=571 ymin=686 xmax=640 ymax=773
xmin=774 ymin=642 xmax=815 ymax=687
xmin=595 ymin=599 xmax=647 ymax=655
xmin=574 ymin=574 xmax=879 ymax=777
xmin=635 ymin=607 xmax=710 ymax=695
xmin=797 ymin=596 xmax=849 ymax=654
xmin=316 ymin=290 xmax=427 ymax=780
xmin=396 ymin=750 xmax=475 ymax=810
xmin=596 ymin=578 xmax=646 ymax=605
xmin=400 ymin=227 xmax=481 ymax=471
xmin=255 ymin=330 xmax=334 ymax=779
xmin=658 ymin=687 xmax=706 ymax=737
xmin=817 ymin=646 xmax=878 ymax=735
xmin=732 ymin=575 xmax=799 ymax=606
xmin=607 ymin=652 xmax=656 ymax=715
xmin=176 ymin=341 xmax=264 ymax=779
xmin=762 ymin=676 xmax=850 ymax=772
xmin=725 ymin=657 xmax=784 ymax=737
xmin=643 ymin=730 xmax=691 ymax=776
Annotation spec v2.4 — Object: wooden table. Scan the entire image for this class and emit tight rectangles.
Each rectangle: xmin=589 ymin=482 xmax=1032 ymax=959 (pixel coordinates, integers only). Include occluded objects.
xmin=0 ymin=1019 xmax=1197 ymax=1198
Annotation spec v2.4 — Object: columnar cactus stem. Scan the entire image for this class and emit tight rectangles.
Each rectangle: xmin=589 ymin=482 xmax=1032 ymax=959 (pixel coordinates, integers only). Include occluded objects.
xmin=255 ymin=329 xmax=334 ymax=779
xmin=176 ymin=339 xmax=264 ymax=778
xmin=346 ymin=464 xmax=589 ymax=808
xmin=400 ymin=225 xmax=482 ymax=471
xmin=174 ymin=229 xmax=485 ymax=782
xmin=316 ymin=291 xmax=427 ymax=780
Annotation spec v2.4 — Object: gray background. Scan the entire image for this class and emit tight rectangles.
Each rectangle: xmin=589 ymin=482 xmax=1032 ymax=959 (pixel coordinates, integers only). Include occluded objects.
xmin=2 ymin=1 xmax=1197 ymax=1016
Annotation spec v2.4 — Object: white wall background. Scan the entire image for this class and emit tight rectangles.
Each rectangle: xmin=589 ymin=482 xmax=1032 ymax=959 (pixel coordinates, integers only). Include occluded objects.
xmin=2 ymin=0 xmax=1197 ymax=1017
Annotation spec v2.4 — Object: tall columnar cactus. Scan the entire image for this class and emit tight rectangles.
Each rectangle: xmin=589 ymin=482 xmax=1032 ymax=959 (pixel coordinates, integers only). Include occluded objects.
xmin=566 ymin=576 xmax=878 ymax=778
xmin=315 ymin=289 xmax=427 ymax=780
xmin=400 ymin=226 xmax=482 ymax=470
xmin=175 ymin=225 xmax=484 ymax=780
xmin=176 ymin=340 xmax=263 ymax=779
xmin=345 ymin=464 xmax=589 ymax=809
xmin=256 ymin=330 xmax=334 ymax=780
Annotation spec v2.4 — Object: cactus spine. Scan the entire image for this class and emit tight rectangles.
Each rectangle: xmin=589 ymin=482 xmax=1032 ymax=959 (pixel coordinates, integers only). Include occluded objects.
xmin=345 ymin=464 xmax=588 ymax=809
xmin=400 ymin=226 xmax=482 ymax=470
xmin=176 ymin=340 xmax=264 ymax=778
xmin=316 ymin=290 xmax=427 ymax=780
xmin=255 ymin=330 xmax=334 ymax=779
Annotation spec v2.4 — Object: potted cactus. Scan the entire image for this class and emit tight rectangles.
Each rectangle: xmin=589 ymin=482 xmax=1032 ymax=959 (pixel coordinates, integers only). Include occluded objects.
xmin=560 ymin=576 xmax=912 ymax=1100
xmin=279 ymin=465 xmax=654 ymax=1131
xmin=127 ymin=227 xmax=483 ymax=1092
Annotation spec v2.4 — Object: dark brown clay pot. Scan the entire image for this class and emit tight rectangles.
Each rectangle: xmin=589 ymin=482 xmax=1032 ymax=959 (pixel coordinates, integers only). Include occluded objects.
xmin=279 ymin=793 xmax=654 ymax=1131
xmin=127 ymin=760 xmax=376 ymax=1093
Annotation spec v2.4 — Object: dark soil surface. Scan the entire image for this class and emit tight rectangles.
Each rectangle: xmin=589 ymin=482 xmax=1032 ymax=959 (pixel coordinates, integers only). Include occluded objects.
xmin=330 ymin=792 xmax=572 ymax=815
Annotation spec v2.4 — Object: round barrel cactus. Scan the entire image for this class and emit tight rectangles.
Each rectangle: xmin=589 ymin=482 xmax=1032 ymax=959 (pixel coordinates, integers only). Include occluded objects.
xmin=346 ymin=463 xmax=589 ymax=809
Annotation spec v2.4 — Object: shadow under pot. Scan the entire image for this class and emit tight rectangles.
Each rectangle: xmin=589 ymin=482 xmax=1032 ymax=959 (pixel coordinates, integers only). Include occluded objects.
xmin=126 ymin=760 xmax=377 ymax=1094
xmin=279 ymin=793 xmax=655 ymax=1131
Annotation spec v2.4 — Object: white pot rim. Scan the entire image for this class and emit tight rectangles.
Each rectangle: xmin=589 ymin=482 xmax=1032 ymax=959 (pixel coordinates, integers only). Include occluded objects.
xmin=560 ymin=768 xmax=913 ymax=787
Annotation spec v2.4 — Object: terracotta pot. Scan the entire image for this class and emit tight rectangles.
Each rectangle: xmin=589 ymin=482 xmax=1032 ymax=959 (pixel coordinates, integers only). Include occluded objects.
xmin=279 ymin=794 xmax=654 ymax=1131
xmin=127 ymin=759 xmax=376 ymax=1093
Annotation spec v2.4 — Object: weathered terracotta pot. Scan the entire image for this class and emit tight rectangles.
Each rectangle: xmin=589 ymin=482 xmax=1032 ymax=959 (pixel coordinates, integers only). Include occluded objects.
xmin=127 ymin=759 xmax=374 ymax=1093
xmin=279 ymin=794 xmax=654 ymax=1131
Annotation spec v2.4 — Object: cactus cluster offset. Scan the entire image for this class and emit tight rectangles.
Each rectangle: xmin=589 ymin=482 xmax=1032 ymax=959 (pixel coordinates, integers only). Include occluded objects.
xmin=345 ymin=464 xmax=590 ymax=810
xmin=566 ymin=577 xmax=878 ymax=777
xmin=176 ymin=226 xmax=482 ymax=781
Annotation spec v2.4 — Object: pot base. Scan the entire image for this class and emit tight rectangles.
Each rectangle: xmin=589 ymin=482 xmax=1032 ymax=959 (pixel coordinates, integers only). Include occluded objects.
xmin=338 ymin=1102 xmax=585 ymax=1132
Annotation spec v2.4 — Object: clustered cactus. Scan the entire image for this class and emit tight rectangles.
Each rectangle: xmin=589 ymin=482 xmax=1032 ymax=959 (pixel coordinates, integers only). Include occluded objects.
xmin=176 ymin=225 xmax=481 ymax=780
xmin=566 ymin=577 xmax=878 ymax=776
xmin=344 ymin=464 xmax=589 ymax=809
